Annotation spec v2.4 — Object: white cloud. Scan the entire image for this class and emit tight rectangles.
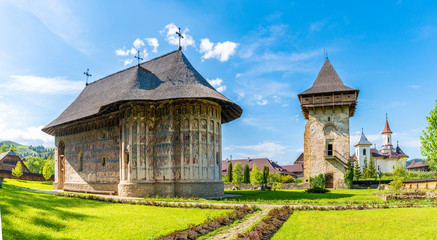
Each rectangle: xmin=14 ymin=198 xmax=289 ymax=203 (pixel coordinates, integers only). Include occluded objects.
xmin=123 ymin=59 xmax=133 ymax=66
xmin=310 ymin=18 xmax=329 ymax=32
xmin=0 ymin=103 xmax=53 ymax=147
xmin=242 ymin=117 xmax=278 ymax=132
xmin=236 ymin=73 xmax=242 ymax=78
xmin=200 ymin=38 xmax=238 ymax=62
xmin=207 ymin=78 xmax=226 ymax=93
xmin=160 ymin=23 xmax=195 ymax=48
xmin=228 ymin=141 xmax=288 ymax=159
xmin=409 ymin=85 xmax=421 ymax=89
xmin=133 ymin=38 xmax=145 ymax=49
xmin=115 ymin=48 xmax=130 ymax=56
xmin=272 ymin=96 xmax=281 ymax=103
xmin=0 ymin=75 xmax=83 ymax=94
xmin=10 ymin=0 xmax=92 ymax=54
xmin=254 ymin=95 xmax=269 ymax=106
xmin=145 ymin=38 xmax=159 ymax=53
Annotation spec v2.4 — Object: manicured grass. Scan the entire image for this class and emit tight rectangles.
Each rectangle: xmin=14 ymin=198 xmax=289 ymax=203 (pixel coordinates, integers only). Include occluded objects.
xmin=3 ymin=178 xmax=53 ymax=190
xmin=272 ymin=207 xmax=437 ymax=240
xmin=0 ymin=185 xmax=231 ymax=240
xmin=222 ymin=189 xmax=388 ymax=205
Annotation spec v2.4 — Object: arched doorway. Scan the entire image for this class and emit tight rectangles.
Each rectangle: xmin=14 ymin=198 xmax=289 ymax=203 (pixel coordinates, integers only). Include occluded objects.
xmin=325 ymin=174 xmax=334 ymax=188
xmin=58 ymin=140 xmax=65 ymax=189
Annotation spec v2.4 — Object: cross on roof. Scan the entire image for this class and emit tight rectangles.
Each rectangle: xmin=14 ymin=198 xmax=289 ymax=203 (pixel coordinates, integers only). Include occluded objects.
xmin=175 ymin=27 xmax=184 ymax=50
xmin=84 ymin=68 xmax=92 ymax=86
xmin=134 ymin=50 xmax=143 ymax=66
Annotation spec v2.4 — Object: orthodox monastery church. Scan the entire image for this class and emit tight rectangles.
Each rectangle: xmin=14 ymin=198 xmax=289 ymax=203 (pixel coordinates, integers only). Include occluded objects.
xmin=352 ymin=117 xmax=408 ymax=173
xmin=42 ymin=50 xmax=242 ymax=197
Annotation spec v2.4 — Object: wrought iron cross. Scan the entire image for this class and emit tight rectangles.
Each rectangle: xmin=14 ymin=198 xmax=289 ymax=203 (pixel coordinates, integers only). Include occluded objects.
xmin=175 ymin=27 xmax=184 ymax=50
xmin=84 ymin=68 xmax=92 ymax=86
xmin=134 ymin=50 xmax=143 ymax=66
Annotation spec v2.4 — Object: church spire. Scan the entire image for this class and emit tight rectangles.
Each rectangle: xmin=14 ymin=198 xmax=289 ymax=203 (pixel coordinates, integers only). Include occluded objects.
xmin=382 ymin=114 xmax=392 ymax=134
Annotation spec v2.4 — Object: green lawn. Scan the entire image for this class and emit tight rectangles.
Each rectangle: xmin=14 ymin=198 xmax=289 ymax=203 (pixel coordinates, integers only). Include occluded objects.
xmin=272 ymin=208 xmax=437 ymax=240
xmin=0 ymin=184 xmax=231 ymax=240
xmin=222 ymin=189 xmax=387 ymax=205
xmin=3 ymin=178 xmax=53 ymax=190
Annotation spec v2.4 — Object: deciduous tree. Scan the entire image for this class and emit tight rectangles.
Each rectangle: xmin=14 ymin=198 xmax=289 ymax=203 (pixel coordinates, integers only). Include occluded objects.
xmin=420 ymin=100 xmax=437 ymax=171
xmin=227 ymin=162 xmax=233 ymax=183
xmin=250 ymin=163 xmax=263 ymax=184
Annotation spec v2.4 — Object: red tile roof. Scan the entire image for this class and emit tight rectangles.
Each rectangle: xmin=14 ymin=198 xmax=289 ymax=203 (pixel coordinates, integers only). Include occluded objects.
xmin=294 ymin=153 xmax=304 ymax=165
xmin=382 ymin=118 xmax=392 ymax=134
xmin=281 ymin=164 xmax=303 ymax=173
xmin=222 ymin=158 xmax=293 ymax=175
xmin=407 ymin=160 xmax=429 ymax=169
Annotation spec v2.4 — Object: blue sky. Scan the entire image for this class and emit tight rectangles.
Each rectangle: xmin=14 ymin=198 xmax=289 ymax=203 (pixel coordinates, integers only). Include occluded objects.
xmin=0 ymin=0 xmax=436 ymax=164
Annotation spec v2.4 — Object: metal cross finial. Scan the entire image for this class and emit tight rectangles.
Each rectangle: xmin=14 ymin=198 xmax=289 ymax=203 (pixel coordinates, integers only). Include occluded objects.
xmin=84 ymin=68 xmax=92 ymax=86
xmin=175 ymin=27 xmax=184 ymax=50
xmin=134 ymin=50 xmax=143 ymax=66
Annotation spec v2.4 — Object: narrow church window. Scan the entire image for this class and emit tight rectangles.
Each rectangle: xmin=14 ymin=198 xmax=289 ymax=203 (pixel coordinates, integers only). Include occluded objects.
xmin=328 ymin=117 xmax=330 ymax=122
xmin=102 ymin=156 xmax=106 ymax=166
xmin=326 ymin=140 xmax=333 ymax=156
xmin=388 ymin=137 xmax=390 ymax=143
xmin=78 ymin=152 xmax=83 ymax=171
xmin=363 ymin=149 xmax=366 ymax=155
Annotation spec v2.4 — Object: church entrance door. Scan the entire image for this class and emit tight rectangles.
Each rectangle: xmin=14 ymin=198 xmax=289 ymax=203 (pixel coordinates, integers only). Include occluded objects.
xmin=325 ymin=174 xmax=333 ymax=188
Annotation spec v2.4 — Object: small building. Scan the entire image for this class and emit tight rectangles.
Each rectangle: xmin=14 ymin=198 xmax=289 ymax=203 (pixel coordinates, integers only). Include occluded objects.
xmin=406 ymin=160 xmax=429 ymax=172
xmin=0 ymin=150 xmax=52 ymax=181
xmin=281 ymin=153 xmax=304 ymax=178
xmin=42 ymin=50 xmax=242 ymax=197
xmin=222 ymin=157 xmax=294 ymax=177
xmin=351 ymin=117 xmax=408 ymax=173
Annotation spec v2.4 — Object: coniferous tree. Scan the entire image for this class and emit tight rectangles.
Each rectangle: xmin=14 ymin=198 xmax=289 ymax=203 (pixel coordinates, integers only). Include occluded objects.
xmin=227 ymin=162 xmax=233 ymax=183
xmin=363 ymin=156 xmax=369 ymax=178
xmin=353 ymin=160 xmax=361 ymax=181
xmin=420 ymin=100 xmax=437 ymax=171
xmin=262 ymin=165 xmax=269 ymax=183
xmin=250 ymin=163 xmax=263 ymax=184
xmin=232 ymin=162 xmax=243 ymax=183
xmin=12 ymin=161 xmax=23 ymax=179
xmin=243 ymin=164 xmax=250 ymax=183
xmin=368 ymin=155 xmax=377 ymax=179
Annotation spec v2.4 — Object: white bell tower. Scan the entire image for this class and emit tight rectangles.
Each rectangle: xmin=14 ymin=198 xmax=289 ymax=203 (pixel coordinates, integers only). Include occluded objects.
xmin=381 ymin=114 xmax=393 ymax=154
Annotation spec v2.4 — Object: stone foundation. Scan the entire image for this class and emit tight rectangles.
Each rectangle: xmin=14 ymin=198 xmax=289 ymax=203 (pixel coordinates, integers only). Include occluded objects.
xmin=62 ymin=182 xmax=118 ymax=192
xmin=118 ymin=181 xmax=224 ymax=197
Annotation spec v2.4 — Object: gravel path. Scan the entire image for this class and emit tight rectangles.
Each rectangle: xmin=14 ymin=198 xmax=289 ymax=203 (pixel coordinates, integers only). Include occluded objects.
xmin=207 ymin=207 xmax=273 ymax=240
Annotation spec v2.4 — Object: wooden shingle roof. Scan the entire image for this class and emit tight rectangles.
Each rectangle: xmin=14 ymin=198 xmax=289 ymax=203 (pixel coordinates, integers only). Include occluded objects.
xmin=299 ymin=58 xmax=358 ymax=95
xmin=43 ymin=51 xmax=242 ymax=135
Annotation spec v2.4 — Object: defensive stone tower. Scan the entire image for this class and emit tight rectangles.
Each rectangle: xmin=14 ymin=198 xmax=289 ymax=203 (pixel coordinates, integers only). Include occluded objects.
xmin=298 ymin=58 xmax=359 ymax=188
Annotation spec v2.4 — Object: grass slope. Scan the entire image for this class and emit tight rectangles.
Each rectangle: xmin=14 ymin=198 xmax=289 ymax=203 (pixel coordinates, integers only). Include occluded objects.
xmin=272 ymin=208 xmax=437 ymax=240
xmin=0 ymin=140 xmax=54 ymax=158
xmin=0 ymin=183 xmax=230 ymax=240
xmin=3 ymin=179 xmax=54 ymax=190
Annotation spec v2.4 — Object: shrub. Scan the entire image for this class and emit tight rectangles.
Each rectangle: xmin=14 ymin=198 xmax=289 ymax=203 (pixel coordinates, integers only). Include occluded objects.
xmin=344 ymin=161 xmax=354 ymax=188
xmin=295 ymin=178 xmax=304 ymax=183
xmin=272 ymin=182 xmax=282 ymax=191
xmin=306 ymin=174 xmax=328 ymax=194
xmin=268 ymin=173 xmax=281 ymax=183
xmin=279 ymin=175 xmax=295 ymax=183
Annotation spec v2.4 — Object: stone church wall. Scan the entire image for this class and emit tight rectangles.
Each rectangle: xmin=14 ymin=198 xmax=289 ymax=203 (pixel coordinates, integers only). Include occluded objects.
xmin=54 ymin=125 xmax=120 ymax=191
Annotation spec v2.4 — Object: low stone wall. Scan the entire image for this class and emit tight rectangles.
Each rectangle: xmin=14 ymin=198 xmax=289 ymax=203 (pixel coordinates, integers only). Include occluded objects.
xmin=224 ymin=182 xmax=309 ymax=190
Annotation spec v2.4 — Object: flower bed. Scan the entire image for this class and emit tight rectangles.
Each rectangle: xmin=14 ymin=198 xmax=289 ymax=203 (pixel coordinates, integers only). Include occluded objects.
xmin=237 ymin=206 xmax=293 ymax=240
xmin=159 ymin=205 xmax=259 ymax=240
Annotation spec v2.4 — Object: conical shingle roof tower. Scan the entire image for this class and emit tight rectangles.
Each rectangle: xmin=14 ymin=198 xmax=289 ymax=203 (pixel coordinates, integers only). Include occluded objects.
xmin=298 ymin=58 xmax=359 ymax=188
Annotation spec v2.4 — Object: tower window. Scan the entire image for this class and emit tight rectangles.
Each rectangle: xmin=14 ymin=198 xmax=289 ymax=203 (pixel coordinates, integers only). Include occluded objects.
xmin=388 ymin=137 xmax=390 ymax=143
xmin=363 ymin=149 xmax=366 ymax=155
xmin=328 ymin=117 xmax=330 ymax=122
xmin=102 ymin=156 xmax=106 ymax=166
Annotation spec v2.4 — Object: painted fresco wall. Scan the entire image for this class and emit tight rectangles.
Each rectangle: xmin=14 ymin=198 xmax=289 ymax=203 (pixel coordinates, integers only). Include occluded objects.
xmin=120 ymin=99 xmax=222 ymax=184
xmin=54 ymin=125 xmax=120 ymax=186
